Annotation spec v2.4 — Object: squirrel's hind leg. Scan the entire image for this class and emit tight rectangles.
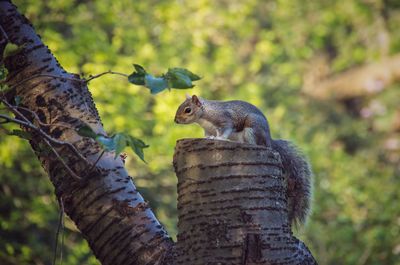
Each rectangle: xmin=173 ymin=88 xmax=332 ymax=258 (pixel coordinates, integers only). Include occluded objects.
xmin=215 ymin=127 xmax=233 ymax=141
xmin=243 ymin=114 xmax=271 ymax=147
xmin=242 ymin=128 xmax=257 ymax=145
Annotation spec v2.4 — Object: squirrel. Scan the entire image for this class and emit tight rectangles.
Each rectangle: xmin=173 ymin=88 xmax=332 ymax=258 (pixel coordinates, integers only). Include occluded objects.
xmin=174 ymin=94 xmax=313 ymax=226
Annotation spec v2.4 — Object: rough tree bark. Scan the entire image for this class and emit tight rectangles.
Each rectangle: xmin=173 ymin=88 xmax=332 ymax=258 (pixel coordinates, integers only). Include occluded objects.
xmin=0 ymin=1 xmax=172 ymax=265
xmin=0 ymin=1 xmax=317 ymax=264
xmin=173 ymin=139 xmax=317 ymax=265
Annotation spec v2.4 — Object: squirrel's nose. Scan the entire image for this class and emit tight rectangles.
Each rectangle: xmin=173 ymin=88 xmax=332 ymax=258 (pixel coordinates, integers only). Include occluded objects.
xmin=174 ymin=116 xmax=179 ymax=124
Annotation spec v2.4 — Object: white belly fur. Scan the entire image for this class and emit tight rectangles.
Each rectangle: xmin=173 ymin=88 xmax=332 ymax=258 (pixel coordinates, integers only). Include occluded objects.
xmin=197 ymin=119 xmax=218 ymax=136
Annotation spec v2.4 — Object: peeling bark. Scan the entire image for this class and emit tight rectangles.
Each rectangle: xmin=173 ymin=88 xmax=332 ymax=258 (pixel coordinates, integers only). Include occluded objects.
xmin=173 ymin=139 xmax=317 ymax=265
xmin=0 ymin=2 xmax=172 ymax=265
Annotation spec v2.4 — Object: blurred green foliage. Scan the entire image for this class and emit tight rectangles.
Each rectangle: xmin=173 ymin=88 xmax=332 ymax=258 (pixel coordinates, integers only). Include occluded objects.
xmin=1 ymin=0 xmax=400 ymax=264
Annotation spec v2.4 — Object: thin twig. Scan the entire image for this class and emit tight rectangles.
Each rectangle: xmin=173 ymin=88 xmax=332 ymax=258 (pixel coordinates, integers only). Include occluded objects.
xmin=16 ymin=106 xmax=74 ymax=130
xmin=0 ymin=25 xmax=10 ymax=43
xmin=0 ymin=114 xmax=88 ymax=177
xmin=1 ymin=70 xmax=129 ymax=89
xmin=88 ymin=150 xmax=105 ymax=172
xmin=53 ymin=198 xmax=65 ymax=265
xmin=85 ymin=70 xmax=128 ymax=83
xmin=42 ymin=137 xmax=81 ymax=180
xmin=0 ymin=99 xmax=91 ymax=167
xmin=0 ymin=113 xmax=84 ymax=179
xmin=60 ymin=198 xmax=65 ymax=265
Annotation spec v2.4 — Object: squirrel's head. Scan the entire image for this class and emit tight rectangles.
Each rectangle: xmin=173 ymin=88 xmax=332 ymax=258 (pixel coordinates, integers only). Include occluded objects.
xmin=174 ymin=94 xmax=204 ymax=124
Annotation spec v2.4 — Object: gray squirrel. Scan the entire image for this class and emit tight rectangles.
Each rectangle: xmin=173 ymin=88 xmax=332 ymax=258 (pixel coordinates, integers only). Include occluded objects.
xmin=174 ymin=94 xmax=313 ymax=226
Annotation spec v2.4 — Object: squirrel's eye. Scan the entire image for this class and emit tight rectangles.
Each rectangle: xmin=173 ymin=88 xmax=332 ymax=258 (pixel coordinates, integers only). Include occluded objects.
xmin=184 ymin=107 xmax=192 ymax=114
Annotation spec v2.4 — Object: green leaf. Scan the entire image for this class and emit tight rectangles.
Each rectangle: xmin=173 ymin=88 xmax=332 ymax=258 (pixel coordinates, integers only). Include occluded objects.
xmin=128 ymin=64 xmax=146 ymax=85
xmin=127 ymin=136 xmax=149 ymax=162
xmin=14 ymin=96 xmax=21 ymax=106
xmin=133 ymin=64 xmax=146 ymax=74
xmin=77 ymin=124 xmax=148 ymax=162
xmin=128 ymin=72 xmax=146 ymax=85
xmin=145 ymin=74 xmax=169 ymax=94
xmin=113 ymin=133 xmax=128 ymax=158
xmin=76 ymin=125 xmax=98 ymax=139
xmin=3 ymin=43 xmax=19 ymax=58
xmin=0 ymin=84 xmax=9 ymax=92
xmin=0 ymin=65 xmax=8 ymax=81
xmin=8 ymin=129 xmax=31 ymax=140
xmin=128 ymin=64 xmax=201 ymax=93
xmin=166 ymin=71 xmax=194 ymax=89
xmin=168 ymin=68 xmax=201 ymax=81
xmin=96 ymin=135 xmax=115 ymax=151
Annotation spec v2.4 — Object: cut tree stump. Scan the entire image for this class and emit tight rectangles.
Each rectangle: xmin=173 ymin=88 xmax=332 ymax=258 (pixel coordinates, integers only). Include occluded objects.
xmin=173 ymin=138 xmax=317 ymax=265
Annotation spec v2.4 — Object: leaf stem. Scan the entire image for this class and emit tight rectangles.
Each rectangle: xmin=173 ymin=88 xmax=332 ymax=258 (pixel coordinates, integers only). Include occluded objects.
xmin=85 ymin=70 xmax=128 ymax=83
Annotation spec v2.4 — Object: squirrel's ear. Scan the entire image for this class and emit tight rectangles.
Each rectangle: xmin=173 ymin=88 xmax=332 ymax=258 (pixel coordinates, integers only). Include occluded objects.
xmin=185 ymin=93 xmax=191 ymax=100
xmin=192 ymin=95 xmax=202 ymax=107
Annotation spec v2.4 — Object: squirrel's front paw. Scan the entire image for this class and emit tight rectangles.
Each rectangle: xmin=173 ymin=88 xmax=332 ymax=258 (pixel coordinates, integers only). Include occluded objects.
xmin=215 ymin=136 xmax=230 ymax=141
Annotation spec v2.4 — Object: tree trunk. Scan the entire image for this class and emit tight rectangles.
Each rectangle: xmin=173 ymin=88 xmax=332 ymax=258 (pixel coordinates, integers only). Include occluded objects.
xmin=0 ymin=1 xmax=172 ymax=265
xmin=0 ymin=1 xmax=317 ymax=264
xmin=173 ymin=139 xmax=317 ymax=265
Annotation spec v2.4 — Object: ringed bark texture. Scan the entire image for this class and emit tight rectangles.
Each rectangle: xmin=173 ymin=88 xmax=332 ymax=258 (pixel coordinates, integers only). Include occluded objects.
xmin=0 ymin=1 xmax=172 ymax=265
xmin=173 ymin=139 xmax=317 ymax=265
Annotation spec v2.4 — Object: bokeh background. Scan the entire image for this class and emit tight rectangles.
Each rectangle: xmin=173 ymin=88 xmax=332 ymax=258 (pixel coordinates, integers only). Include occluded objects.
xmin=1 ymin=0 xmax=400 ymax=264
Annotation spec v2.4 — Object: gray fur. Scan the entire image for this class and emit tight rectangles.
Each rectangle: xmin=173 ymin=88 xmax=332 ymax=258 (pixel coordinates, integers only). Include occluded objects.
xmin=175 ymin=95 xmax=313 ymax=226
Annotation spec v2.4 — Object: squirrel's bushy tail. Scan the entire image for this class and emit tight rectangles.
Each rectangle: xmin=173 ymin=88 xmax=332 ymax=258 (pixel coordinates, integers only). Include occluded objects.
xmin=271 ymin=139 xmax=313 ymax=226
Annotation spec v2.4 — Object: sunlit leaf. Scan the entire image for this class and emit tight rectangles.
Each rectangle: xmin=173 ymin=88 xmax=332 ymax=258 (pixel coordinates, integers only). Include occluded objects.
xmin=168 ymin=68 xmax=201 ymax=81
xmin=127 ymin=136 xmax=149 ymax=162
xmin=77 ymin=126 xmax=147 ymax=162
xmin=145 ymin=74 xmax=169 ymax=94
xmin=113 ymin=133 xmax=128 ymax=158
xmin=96 ymin=135 xmax=115 ymax=151
xmin=128 ymin=64 xmax=201 ymax=93
xmin=166 ymin=71 xmax=193 ymax=89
